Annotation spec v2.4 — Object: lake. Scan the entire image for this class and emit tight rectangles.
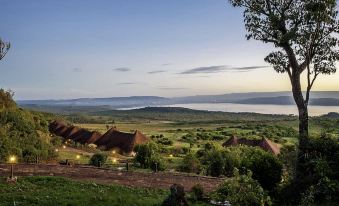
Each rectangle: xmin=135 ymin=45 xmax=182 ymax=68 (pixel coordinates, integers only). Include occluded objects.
xmin=145 ymin=103 xmax=339 ymax=116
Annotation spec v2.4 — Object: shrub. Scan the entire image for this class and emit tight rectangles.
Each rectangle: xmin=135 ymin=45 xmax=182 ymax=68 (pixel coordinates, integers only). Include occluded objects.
xmin=178 ymin=153 xmax=201 ymax=174
xmin=134 ymin=142 xmax=161 ymax=169
xmin=51 ymin=136 xmax=63 ymax=147
xmin=212 ymin=170 xmax=271 ymax=206
xmin=89 ymin=153 xmax=107 ymax=167
xmin=190 ymin=184 xmax=204 ymax=201
xmin=206 ymin=149 xmax=225 ymax=177
xmin=149 ymin=155 xmax=166 ymax=171
xmin=22 ymin=146 xmax=38 ymax=163
xmin=241 ymin=148 xmax=283 ymax=191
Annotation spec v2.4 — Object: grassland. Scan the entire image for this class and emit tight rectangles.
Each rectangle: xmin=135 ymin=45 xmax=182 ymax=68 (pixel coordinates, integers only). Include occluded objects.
xmin=47 ymin=107 xmax=339 ymax=171
xmin=0 ymin=176 xmax=168 ymax=206
xmin=0 ymin=176 xmax=212 ymax=206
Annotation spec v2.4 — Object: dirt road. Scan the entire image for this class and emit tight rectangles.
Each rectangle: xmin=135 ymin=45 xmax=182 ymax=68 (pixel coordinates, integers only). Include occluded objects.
xmin=0 ymin=164 xmax=224 ymax=192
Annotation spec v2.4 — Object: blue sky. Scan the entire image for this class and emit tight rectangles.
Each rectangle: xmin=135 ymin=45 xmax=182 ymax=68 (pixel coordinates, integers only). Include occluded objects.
xmin=0 ymin=0 xmax=338 ymax=100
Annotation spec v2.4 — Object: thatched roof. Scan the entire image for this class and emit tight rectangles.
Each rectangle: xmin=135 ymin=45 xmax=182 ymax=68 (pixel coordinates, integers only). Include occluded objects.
xmin=48 ymin=121 xmax=148 ymax=154
xmin=222 ymin=135 xmax=280 ymax=155
xmin=49 ymin=120 xmax=67 ymax=134
xmin=86 ymin=131 xmax=102 ymax=144
xmin=95 ymin=128 xmax=149 ymax=154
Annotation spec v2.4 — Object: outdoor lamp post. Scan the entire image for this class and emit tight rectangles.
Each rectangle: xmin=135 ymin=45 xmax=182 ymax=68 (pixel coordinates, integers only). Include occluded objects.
xmin=9 ymin=155 xmax=17 ymax=179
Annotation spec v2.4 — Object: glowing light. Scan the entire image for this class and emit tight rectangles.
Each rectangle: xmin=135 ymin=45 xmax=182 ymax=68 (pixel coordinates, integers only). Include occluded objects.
xmin=62 ymin=145 xmax=66 ymax=149
xmin=55 ymin=149 xmax=59 ymax=152
xmin=76 ymin=155 xmax=80 ymax=159
xmin=112 ymin=150 xmax=116 ymax=154
xmin=9 ymin=156 xmax=16 ymax=163
xmin=112 ymin=158 xmax=117 ymax=163
xmin=169 ymin=154 xmax=173 ymax=158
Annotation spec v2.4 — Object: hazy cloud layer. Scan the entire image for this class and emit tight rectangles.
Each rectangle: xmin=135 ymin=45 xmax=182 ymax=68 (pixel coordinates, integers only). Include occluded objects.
xmin=230 ymin=66 xmax=269 ymax=71
xmin=161 ymin=63 xmax=172 ymax=66
xmin=180 ymin=65 xmax=228 ymax=74
xmin=148 ymin=70 xmax=166 ymax=74
xmin=180 ymin=65 xmax=267 ymax=74
xmin=72 ymin=68 xmax=82 ymax=72
xmin=157 ymin=86 xmax=188 ymax=90
xmin=113 ymin=67 xmax=131 ymax=72
xmin=116 ymin=82 xmax=137 ymax=85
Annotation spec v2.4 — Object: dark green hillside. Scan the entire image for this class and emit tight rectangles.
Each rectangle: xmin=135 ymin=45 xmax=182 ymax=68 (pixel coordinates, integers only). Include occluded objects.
xmin=0 ymin=89 xmax=56 ymax=162
xmin=92 ymin=107 xmax=296 ymax=122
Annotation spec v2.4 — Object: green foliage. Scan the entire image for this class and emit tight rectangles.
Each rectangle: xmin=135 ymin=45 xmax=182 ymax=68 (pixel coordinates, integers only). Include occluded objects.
xmin=134 ymin=142 xmax=166 ymax=171
xmin=241 ymin=148 xmax=283 ymax=191
xmin=178 ymin=153 xmax=201 ymax=174
xmin=0 ymin=89 xmax=16 ymax=110
xmin=212 ymin=170 xmax=271 ymax=206
xmin=0 ymin=91 xmax=56 ymax=162
xmin=149 ymin=154 xmax=166 ymax=171
xmin=206 ymin=149 xmax=225 ymax=177
xmin=89 ymin=153 xmax=108 ymax=167
xmin=198 ymin=145 xmax=282 ymax=191
xmin=134 ymin=142 xmax=158 ymax=168
xmin=278 ymin=136 xmax=339 ymax=205
xmin=51 ymin=136 xmax=64 ymax=147
xmin=190 ymin=184 xmax=204 ymax=201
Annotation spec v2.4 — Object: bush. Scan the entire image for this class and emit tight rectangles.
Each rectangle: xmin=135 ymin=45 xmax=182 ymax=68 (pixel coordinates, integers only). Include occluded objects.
xmin=51 ymin=136 xmax=63 ymax=147
xmin=241 ymin=148 xmax=283 ymax=191
xmin=89 ymin=153 xmax=107 ymax=167
xmin=190 ymin=184 xmax=204 ymax=201
xmin=178 ymin=153 xmax=201 ymax=174
xmin=212 ymin=170 xmax=271 ymax=206
xmin=149 ymin=155 xmax=166 ymax=171
xmin=197 ymin=145 xmax=282 ymax=190
xmin=134 ymin=142 xmax=158 ymax=168
xmin=22 ymin=146 xmax=38 ymax=163
xmin=207 ymin=150 xmax=225 ymax=177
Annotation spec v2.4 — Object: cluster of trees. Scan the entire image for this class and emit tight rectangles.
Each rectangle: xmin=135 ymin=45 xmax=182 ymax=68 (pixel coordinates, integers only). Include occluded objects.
xmin=279 ymin=135 xmax=339 ymax=205
xmin=151 ymin=134 xmax=173 ymax=146
xmin=193 ymin=144 xmax=283 ymax=191
xmin=0 ymin=89 xmax=56 ymax=163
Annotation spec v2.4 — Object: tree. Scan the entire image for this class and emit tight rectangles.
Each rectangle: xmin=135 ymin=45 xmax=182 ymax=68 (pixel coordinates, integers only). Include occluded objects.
xmin=133 ymin=142 xmax=158 ymax=168
xmin=0 ymin=38 xmax=10 ymax=61
xmin=178 ymin=153 xmax=202 ymax=174
xmin=228 ymin=1 xmax=339 ymax=148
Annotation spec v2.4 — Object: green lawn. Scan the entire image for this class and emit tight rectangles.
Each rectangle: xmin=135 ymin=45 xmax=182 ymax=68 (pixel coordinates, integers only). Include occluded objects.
xmin=0 ymin=176 xmax=164 ymax=206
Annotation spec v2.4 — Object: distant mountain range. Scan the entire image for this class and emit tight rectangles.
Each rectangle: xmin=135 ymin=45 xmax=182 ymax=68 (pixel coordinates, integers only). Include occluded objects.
xmin=17 ymin=91 xmax=339 ymax=108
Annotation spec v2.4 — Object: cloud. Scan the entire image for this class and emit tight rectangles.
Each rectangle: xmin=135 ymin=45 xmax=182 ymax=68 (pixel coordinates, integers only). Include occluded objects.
xmin=179 ymin=65 xmax=267 ymax=74
xmin=230 ymin=66 xmax=269 ymax=71
xmin=72 ymin=68 xmax=82 ymax=72
xmin=179 ymin=65 xmax=228 ymax=74
xmin=113 ymin=67 xmax=131 ymax=72
xmin=161 ymin=63 xmax=172 ymax=66
xmin=157 ymin=86 xmax=188 ymax=90
xmin=148 ymin=70 xmax=166 ymax=74
xmin=116 ymin=82 xmax=137 ymax=85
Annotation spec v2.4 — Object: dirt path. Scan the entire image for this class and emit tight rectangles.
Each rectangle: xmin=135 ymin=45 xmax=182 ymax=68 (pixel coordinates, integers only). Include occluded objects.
xmin=0 ymin=164 xmax=224 ymax=192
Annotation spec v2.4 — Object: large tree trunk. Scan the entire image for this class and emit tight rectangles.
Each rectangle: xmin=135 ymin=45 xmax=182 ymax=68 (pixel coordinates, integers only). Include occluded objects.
xmin=291 ymin=73 xmax=309 ymax=177
xmin=291 ymin=73 xmax=309 ymax=140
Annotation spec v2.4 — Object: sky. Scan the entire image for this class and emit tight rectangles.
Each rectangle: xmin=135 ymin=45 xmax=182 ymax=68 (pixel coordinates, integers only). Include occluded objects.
xmin=0 ymin=0 xmax=338 ymax=100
